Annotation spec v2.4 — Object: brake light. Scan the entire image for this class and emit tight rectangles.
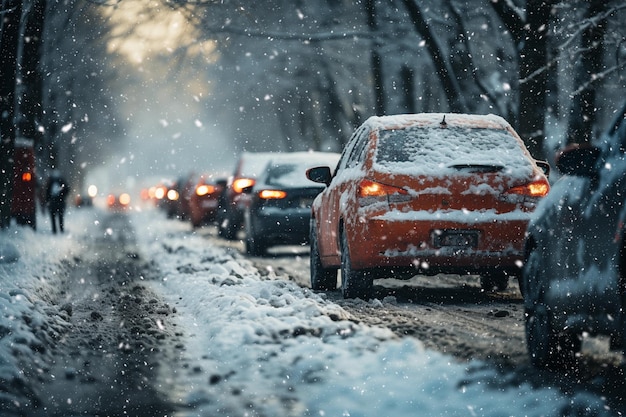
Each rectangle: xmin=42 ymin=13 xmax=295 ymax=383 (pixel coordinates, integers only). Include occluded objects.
xmin=358 ymin=179 xmax=407 ymax=197
xmin=167 ymin=189 xmax=179 ymax=201
xmin=119 ymin=193 xmax=131 ymax=206
xmin=22 ymin=172 xmax=32 ymax=182
xmin=154 ymin=187 xmax=166 ymax=200
xmin=233 ymin=178 xmax=255 ymax=193
xmin=258 ymin=189 xmax=287 ymax=199
xmin=196 ymin=184 xmax=216 ymax=196
xmin=507 ymin=179 xmax=550 ymax=197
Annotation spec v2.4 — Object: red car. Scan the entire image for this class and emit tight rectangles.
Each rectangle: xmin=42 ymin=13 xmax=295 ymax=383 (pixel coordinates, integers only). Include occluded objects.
xmin=307 ymin=113 xmax=550 ymax=299
xmin=188 ymin=174 xmax=227 ymax=228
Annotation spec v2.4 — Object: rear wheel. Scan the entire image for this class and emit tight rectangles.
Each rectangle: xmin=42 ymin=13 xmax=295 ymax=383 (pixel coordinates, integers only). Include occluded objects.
xmin=619 ymin=240 xmax=626 ymax=356
xmin=524 ymin=245 xmax=580 ymax=368
xmin=309 ymin=220 xmax=337 ymax=291
xmin=526 ymin=305 xmax=580 ymax=368
xmin=340 ymin=229 xmax=372 ymax=300
xmin=244 ymin=215 xmax=266 ymax=256
xmin=219 ymin=212 xmax=239 ymax=240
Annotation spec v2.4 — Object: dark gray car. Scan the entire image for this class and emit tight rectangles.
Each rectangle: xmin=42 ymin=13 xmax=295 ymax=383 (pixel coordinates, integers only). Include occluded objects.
xmin=522 ymin=101 xmax=626 ymax=368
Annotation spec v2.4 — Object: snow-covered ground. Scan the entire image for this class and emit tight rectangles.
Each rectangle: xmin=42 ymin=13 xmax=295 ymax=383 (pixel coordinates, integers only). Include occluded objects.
xmin=0 ymin=206 xmax=617 ymax=416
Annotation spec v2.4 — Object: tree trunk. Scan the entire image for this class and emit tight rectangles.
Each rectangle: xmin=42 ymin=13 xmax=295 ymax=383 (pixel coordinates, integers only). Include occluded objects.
xmin=400 ymin=0 xmax=467 ymax=113
xmin=567 ymin=0 xmax=607 ymax=144
xmin=0 ymin=0 xmax=21 ymax=228
xmin=400 ymin=65 xmax=416 ymax=114
xmin=365 ymin=0 xmax=385 ymax=116
xmin=517 ymin=0 xmax=552 ymax=160
xmin=491 ymin=0 xmax=555 ymax=161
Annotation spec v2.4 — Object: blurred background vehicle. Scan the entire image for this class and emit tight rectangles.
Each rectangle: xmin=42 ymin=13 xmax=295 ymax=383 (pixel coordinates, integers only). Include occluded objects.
xmin=218 ymin=152 xmax=276 ymax=240
xmin=107 ymin=192 xmax=131 ymax=211
xmin=161 ymin=174 xmax=193 ymax=219
xmin=308 ymin=113 xmax=550 ymax=299
xmin=242 ymin=151 xmax=341 ymax=256
xmin=188 ymin=174 xmax=227 ymax=228
xmin=522 ymin=101 xmax=626 ymax=369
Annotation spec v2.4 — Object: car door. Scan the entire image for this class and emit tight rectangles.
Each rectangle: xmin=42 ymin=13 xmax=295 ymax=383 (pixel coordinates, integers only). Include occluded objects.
xmin=577 ymin=106 xmax=626 ymax=299
xmin=316 ymin=126 xmax=370 ymax=265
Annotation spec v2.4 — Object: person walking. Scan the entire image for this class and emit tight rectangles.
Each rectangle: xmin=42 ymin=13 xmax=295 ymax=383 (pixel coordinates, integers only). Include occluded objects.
xmin=45 ymin=169 xmax=69 ymax=234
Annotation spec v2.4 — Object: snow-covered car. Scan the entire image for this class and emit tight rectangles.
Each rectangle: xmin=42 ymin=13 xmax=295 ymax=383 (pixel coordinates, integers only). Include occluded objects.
xmin=218 ymin=152 xmax=276 ymax=240
xmin=522 ymin=101 xmax=626 ymax=368
xmin=242 ymin=151 xmax=340 ymax=256
xmin=307 ymin=113 xmax=550 ymax=299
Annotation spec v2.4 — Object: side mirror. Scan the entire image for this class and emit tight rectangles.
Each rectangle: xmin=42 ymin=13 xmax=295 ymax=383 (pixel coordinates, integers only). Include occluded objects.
xmin=306 ymin=166 xmax=332 ymax=186
xmin=555 ymin=143 xmax=601 ymax=177
xmin=535 ymin=160 xmax=551 ymax=177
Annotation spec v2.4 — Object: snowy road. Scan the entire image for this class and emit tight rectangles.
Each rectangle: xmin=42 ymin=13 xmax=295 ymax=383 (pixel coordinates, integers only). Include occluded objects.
xmin=28 ymin=212 xmax=181 ymax=416
xmin=1 ymin=207 xmax=624 ymax=416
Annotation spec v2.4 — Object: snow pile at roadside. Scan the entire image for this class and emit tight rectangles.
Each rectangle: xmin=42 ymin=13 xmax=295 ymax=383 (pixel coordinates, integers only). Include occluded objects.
xmin=132 ymin=211 xmax=614 ymax=417
xmin=0 ymin=212 xmax=87 ymax=410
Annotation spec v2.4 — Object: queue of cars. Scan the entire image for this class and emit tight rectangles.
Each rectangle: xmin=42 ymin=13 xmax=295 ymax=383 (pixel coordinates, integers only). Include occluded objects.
xmin=149 ymin=174 xmax=227 ymax=225
xmin=149 ymin=107 xmax=626 ymax=369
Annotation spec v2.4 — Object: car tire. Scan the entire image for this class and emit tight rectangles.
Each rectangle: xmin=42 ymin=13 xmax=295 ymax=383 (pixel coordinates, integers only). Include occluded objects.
xmin=340 ymin=228 xmax=372 ymax=300
xmin=526 ymin=304 xmax=580 ymax=369
xmin=309 ymin=220 xmax=337 ymax=291
xmin=618 ymin=240 xmax=626 ymax=357
xmin=524 ymin=246 xmax=580 ymax=368
xmin=219 ymin=213 xmax=238 ymax=240
xmin=245 ymin=235 xmax=266 ymax=256
xmin=244 ymin=216 xmax=266 ymax=256
xmin=480 ymin=272 xmax=509 ymax=292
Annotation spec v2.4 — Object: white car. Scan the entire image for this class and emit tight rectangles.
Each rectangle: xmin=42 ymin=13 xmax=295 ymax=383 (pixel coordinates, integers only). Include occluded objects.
xmin=522 ymin=101 xmax=626 ymax=368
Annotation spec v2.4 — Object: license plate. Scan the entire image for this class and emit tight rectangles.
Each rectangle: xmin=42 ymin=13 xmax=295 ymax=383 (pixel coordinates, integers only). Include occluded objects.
xmin=432 ymin=230 xmax=479 ymax=248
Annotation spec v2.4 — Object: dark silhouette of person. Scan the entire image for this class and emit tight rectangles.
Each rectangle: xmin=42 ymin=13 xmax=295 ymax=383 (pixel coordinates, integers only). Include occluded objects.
xmin=45 ymin=170 xmax=69 ymax=234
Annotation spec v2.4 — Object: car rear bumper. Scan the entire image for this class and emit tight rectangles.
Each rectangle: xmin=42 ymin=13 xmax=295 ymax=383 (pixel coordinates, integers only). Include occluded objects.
xmin=347 ymin=209 xmax=529 ymax=273
xmin=251 ymin=207 xmax=312 ymax=244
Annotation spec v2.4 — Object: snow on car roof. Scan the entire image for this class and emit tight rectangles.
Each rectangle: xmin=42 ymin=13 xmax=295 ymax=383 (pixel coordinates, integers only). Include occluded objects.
xmin=366 ymin=112 xmax=511 ymax=130
xmin=260 ymin=151 xmax=341 ymax=188
xmin=367 ymin=113 xmax=534 ymax=180
xmin=238 ymin=152 xmax=278 ymax=178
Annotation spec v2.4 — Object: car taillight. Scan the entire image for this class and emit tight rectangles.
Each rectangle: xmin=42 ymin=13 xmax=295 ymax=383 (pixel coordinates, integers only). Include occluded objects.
xmin=167 ymin=189 xmax=179 ymax=201
xmin=507 ymin=179 xmax=550 ymax=198
xmin=119 ymin=193 xmax=131 ymax=206
xmin=233 ymin=178 xmax=255 ymax=193
xmin=358 ymin=179 xmax=409 ymax=206
xmin=358 ymin=179 xmax=408 ymax=197
xmin=196 ymin=184 xmax=216 ymax=196
xmin=154 ymin=187 xmax=166 ymax=200
xmin=258 ymin=189 xmax=287 ymax=199
xmin=22 ymin=172 xmax=32 ymax=182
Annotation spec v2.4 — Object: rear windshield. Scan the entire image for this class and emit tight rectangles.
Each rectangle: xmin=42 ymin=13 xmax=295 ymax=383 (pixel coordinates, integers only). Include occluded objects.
xmin=265 ymin=164 xmax=303 ymax=187
xmin=375 ymin=126 xmax=533 ymax=177
xmin=264 ymin=161 xmax=326 ymax=188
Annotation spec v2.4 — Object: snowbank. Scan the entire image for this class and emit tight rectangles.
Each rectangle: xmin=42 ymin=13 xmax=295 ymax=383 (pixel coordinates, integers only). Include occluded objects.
xmin=0 ymin=207 xmax=617 ymax=416
xmin=132 ymin=210 xmax=614 ymax=417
